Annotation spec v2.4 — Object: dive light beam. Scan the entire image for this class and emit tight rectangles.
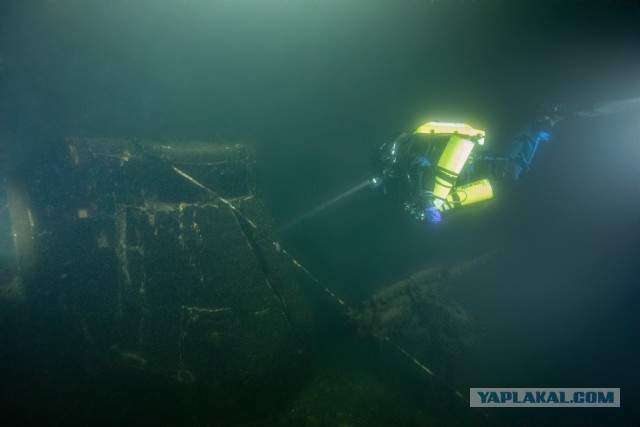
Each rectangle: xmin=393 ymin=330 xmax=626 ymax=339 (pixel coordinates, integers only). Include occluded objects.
xmin=281 ymin=179 xmax=372 ymax=231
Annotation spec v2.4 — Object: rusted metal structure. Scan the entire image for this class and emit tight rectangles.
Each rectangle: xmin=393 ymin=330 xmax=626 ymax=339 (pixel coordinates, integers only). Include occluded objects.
xmin=0 ymin=137 xmax=312 ymax=423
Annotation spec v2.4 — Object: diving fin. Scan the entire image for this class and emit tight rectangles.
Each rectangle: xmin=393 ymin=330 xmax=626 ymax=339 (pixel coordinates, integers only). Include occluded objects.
xmin=543 ymin=95 xmax=640 ymax=123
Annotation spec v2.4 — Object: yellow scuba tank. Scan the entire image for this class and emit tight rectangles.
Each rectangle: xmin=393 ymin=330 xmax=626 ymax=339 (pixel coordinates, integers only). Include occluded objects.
xmin=412 ymin=120 xmax=488 ymax=208
xmin=432 ymin=134 xmax=476 ymax=200
xmin=414 ymin=122 xmax=485 ymax=201
xmin=446 ymin=179 xmax=494 ymax=207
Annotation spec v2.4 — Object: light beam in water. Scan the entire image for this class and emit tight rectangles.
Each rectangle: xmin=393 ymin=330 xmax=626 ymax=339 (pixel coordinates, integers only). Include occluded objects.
xmin=281 ymin=179 xmax=372 ymax=231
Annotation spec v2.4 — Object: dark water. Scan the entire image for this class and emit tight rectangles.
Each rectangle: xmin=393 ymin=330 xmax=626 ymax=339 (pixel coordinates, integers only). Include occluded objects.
xmin=1 ymin=1 xmax=639 ymax=425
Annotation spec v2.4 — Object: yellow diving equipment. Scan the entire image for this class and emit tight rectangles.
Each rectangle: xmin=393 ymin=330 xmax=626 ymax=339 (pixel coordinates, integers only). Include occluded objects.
xmin=446 ymin=179 xmax=494 ymax=208
xmin=414 ymin=121 xmax=485 ymax=145
xmin=432 ymin=134 xmax=476 ymax=201
xmin=413 ymin=121 xmax=493 ymax=211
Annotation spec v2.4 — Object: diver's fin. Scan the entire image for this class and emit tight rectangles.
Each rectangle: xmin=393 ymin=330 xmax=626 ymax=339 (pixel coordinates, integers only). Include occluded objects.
xmin=544 ymin=96 xmax=640 ymax=123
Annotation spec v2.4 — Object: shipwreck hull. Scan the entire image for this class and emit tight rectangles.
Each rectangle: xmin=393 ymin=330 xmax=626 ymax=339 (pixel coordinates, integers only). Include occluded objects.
xmin=0 ymin=137 xmax=311 ymax=423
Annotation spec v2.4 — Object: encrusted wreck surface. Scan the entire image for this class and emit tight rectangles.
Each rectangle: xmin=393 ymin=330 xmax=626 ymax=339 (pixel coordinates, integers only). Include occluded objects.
xmin=349 ymin=249 xmax=502 ymax=380
xmin=2 ymin=137 xmax=312 ymax=422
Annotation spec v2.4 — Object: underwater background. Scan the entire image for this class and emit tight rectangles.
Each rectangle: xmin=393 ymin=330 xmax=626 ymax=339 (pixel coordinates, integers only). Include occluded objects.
xmin=1 ymin=1 xmax=639 ymax=426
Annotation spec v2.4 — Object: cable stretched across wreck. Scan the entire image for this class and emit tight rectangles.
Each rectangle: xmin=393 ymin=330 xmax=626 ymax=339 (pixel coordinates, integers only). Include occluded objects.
xmin=171 ymin=163 xmax=496 ymax=405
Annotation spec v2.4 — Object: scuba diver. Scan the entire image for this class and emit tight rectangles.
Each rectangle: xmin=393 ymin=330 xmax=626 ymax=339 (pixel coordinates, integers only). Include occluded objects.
xmin=372 ymin=97 xmax=640 ymax=224
xmin=282 ymin=96 xmax=640 ymax=230
xmin=373 ymin=120 xmax=550 ymax=224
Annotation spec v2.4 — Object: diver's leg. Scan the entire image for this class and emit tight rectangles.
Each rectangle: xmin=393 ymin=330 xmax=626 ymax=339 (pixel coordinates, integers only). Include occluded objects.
xmin=469 ymin=128 xmax=550 ymax=184
xmin=507 ymin=130 xmax=551 ymax=180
